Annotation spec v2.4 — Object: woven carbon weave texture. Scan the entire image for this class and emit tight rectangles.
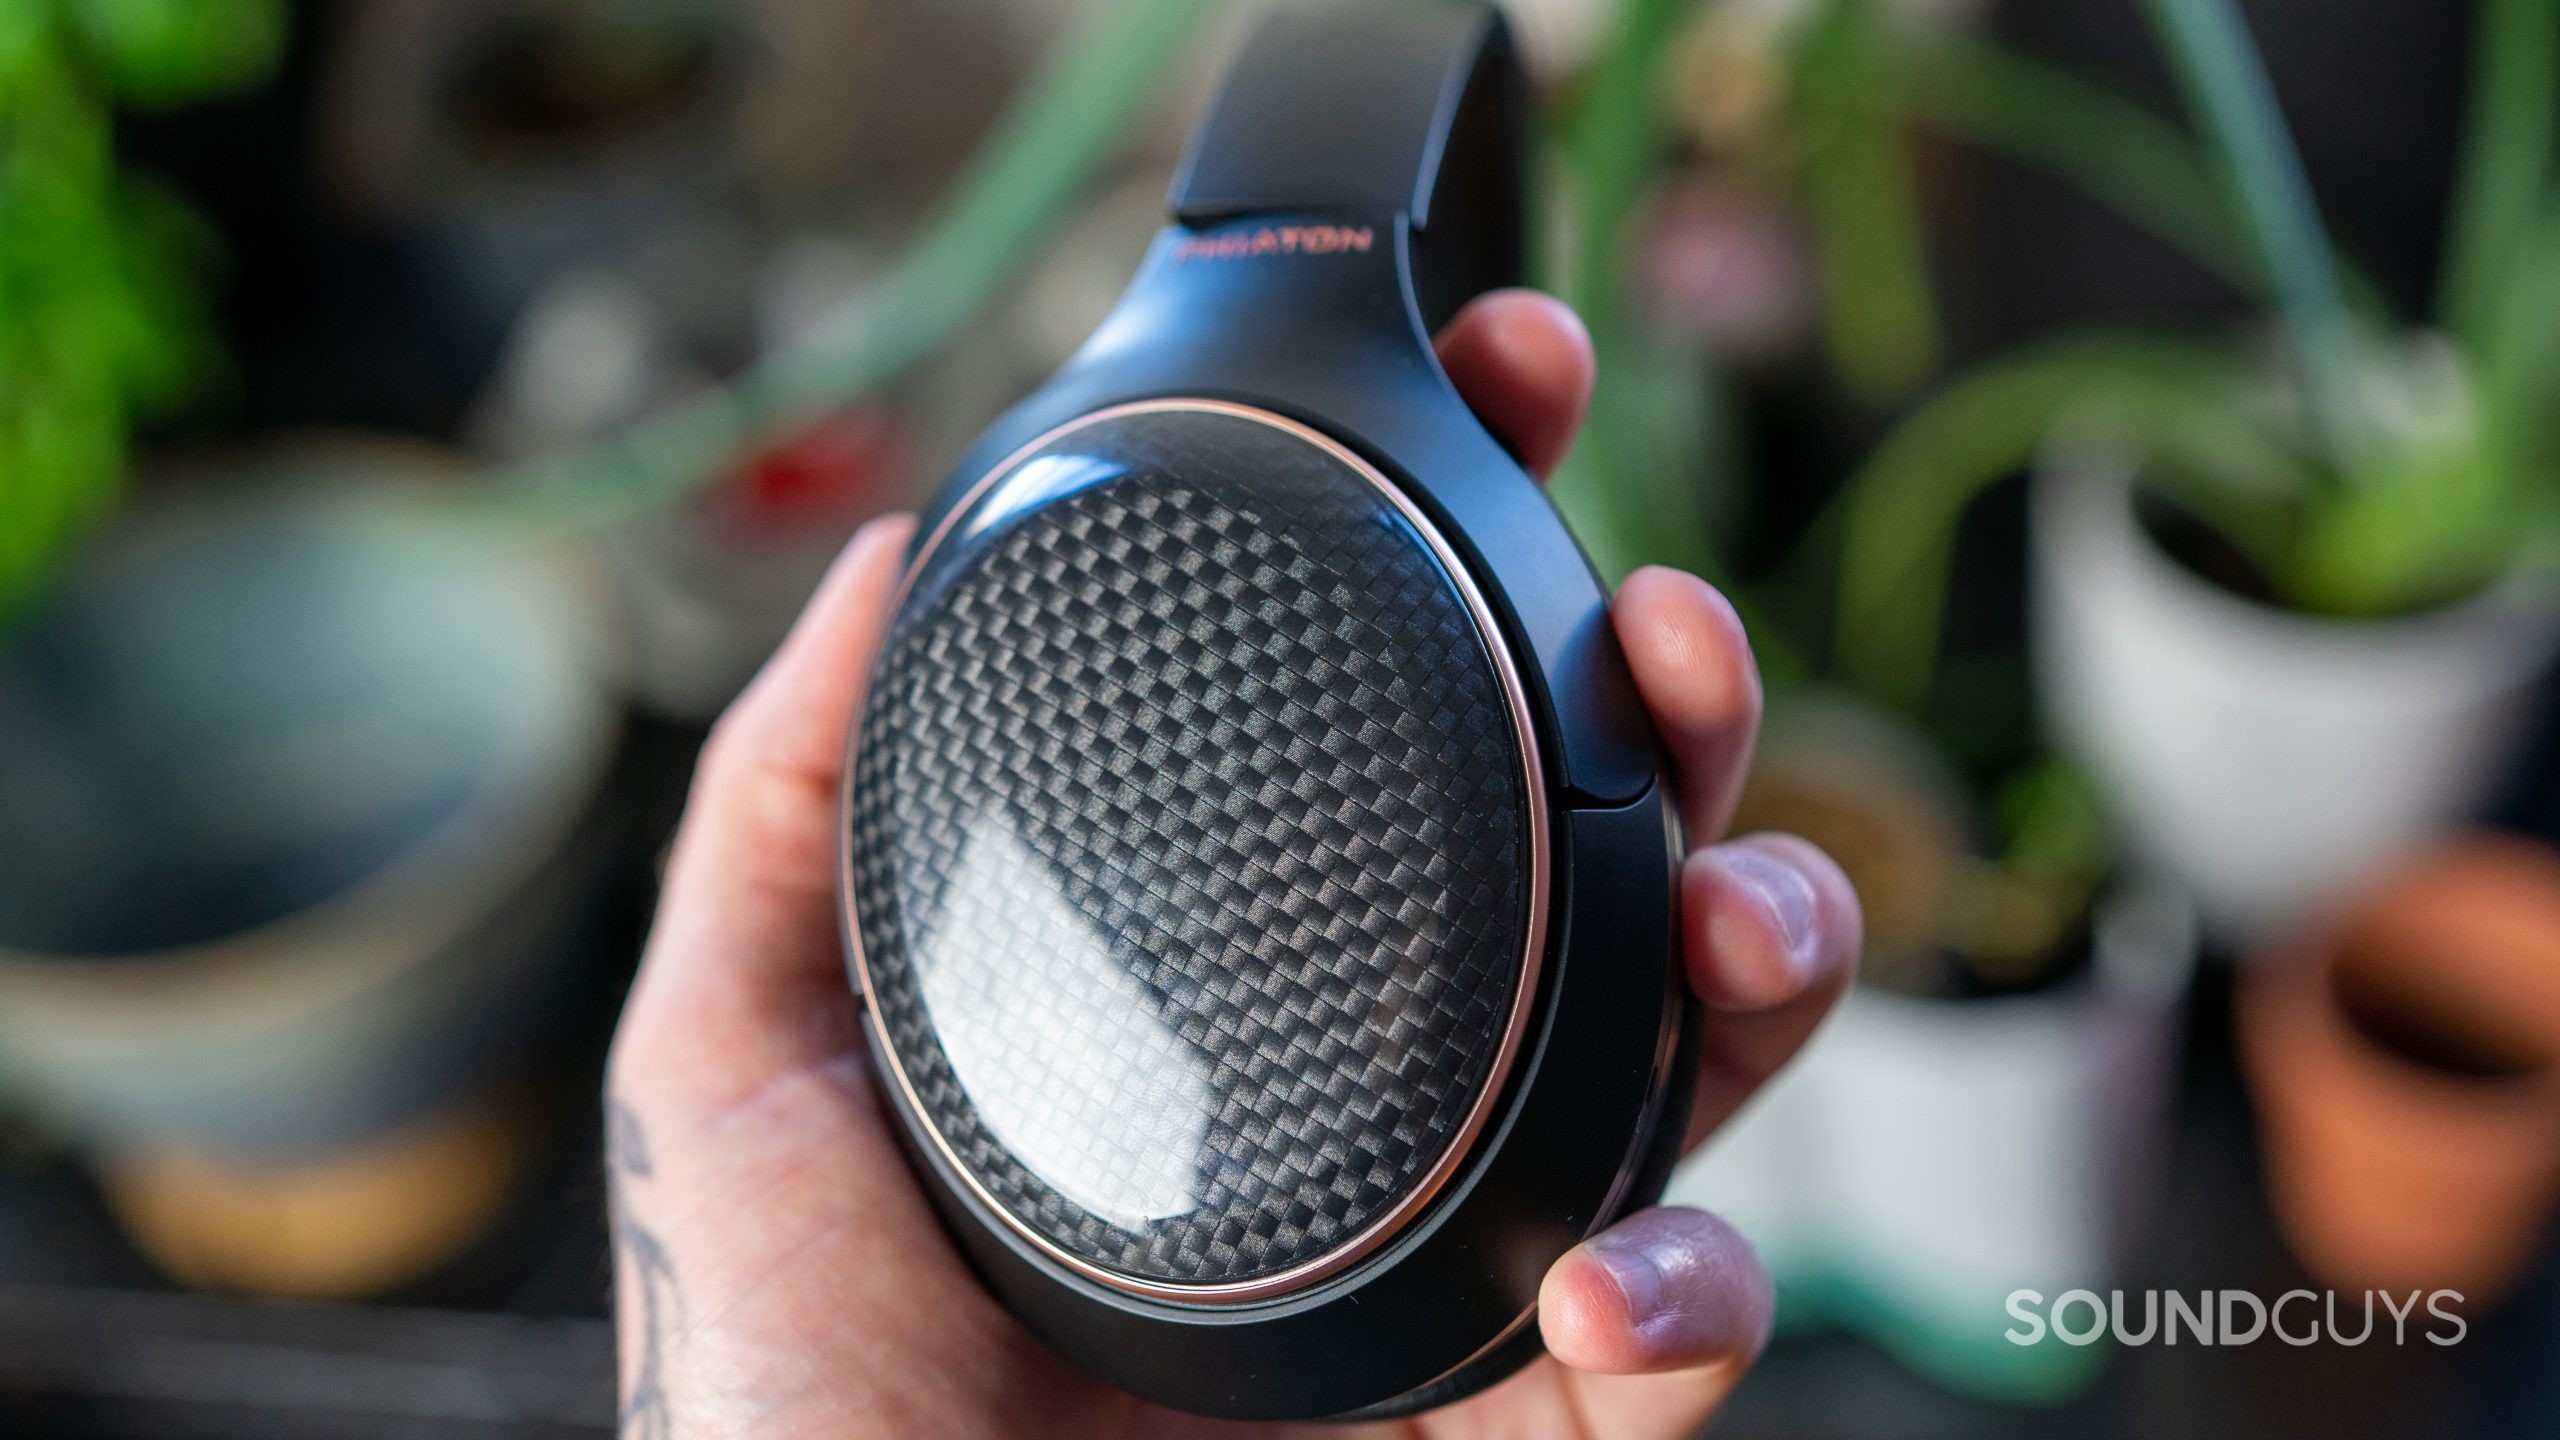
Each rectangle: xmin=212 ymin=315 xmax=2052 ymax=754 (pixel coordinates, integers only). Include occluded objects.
xmin=848 ymin=405 xmax=1533 ymax=1288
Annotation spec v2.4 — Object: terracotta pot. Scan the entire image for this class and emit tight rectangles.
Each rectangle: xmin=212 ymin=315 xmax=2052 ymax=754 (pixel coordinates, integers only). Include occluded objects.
xmin=2240 ymin=833 xmax=2560 ymax=1304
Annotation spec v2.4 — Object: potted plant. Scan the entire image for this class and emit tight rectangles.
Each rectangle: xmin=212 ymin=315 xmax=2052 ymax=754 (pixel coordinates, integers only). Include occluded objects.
xmin=2241 ymin=832 xmax=2560 ymax=1306
xmin=1541 ymin=1 xmax=2199 ymax=1400
xmin=0 ymin=444 xmax=623 ymax=1297
xmin=1554 ymin=0 xmax=1999 ymax=585
xmin=1828 ymin=0 xmax=2560 ymax=940
xmin=0 ymin=0 xmax=1232 ymax=1295
xmin=1668 ymin=694 xmax=2196 ymax=1403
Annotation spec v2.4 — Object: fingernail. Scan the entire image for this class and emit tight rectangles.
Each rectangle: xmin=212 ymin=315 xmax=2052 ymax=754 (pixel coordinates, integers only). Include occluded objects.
xmin=1569 ymin=1209 xmax=1773 ymax=1367
xmin=847 ymin=513 xmax=907 ymax=558
xmin=1582 ymin=1226 xmax=1666 ymax=1319
xmin=1714 ymin=843 xmax=1819 ymax=976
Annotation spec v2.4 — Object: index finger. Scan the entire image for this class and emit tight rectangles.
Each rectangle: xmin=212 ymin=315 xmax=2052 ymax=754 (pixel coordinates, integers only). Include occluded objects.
xmin=1435 ymin=288 xmax=1596 ymax=480
xmin=1614 ymin=565 xmax=1762 ymax=843
xmin=614 ymin=514 xmax=915 ymax=1110
xmin=1436 ymin=293 xmax=1761 ymax=841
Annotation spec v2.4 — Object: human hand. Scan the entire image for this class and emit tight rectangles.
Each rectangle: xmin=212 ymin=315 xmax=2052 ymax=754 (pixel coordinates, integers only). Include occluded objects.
xmin=604 ymin=290 xmax=1862 ymax=1439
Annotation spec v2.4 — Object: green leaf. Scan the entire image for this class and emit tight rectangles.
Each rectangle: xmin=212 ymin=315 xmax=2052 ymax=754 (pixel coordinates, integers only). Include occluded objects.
xmin=2474 ymin=201 xmax=2560 ymax=509
xmin=2437 ymin=0 xmax=2559 ymax=361
xmin=2287 ymin=449 xmax=2506 ymax=614
xmin=2284 ymin=343 xmax=2511 ymax=614
xmin=1543 ymin=0 xmax=1733 ymax=584
xmin=1548 ymin=323 xmax=1730 ymax=585
xmin=1904 ymin=31 xmax=2251 ymax=290
xmin=1997 ymin=757 xmax=2109 ymax=883
xmin=2140 ymin=0 xmax=2365 ymax=473
xmin=70 ymin=0 xmax=285 ymax=107
xmin=0 ymin=4 xmax=50 ymax=92
xmin=1796 ymin=0 xmax=1940 ymax=403
xmin=0 ymin=2 xmax=252 ymax=618
xmin=1553 ymin=0 xmax=1689 ymax=323
xmin=1831 ymin=331 xmax=2287 ymax=710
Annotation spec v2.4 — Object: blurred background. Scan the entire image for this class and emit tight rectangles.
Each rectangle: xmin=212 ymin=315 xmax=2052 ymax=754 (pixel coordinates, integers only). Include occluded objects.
xmin=4 ymin=0 xmax=2559 ymax=1434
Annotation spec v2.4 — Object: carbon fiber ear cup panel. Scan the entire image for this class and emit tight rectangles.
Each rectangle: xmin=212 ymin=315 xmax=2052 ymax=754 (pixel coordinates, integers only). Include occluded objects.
xmin=846 ymin=403 xmax=1539 ymax=1293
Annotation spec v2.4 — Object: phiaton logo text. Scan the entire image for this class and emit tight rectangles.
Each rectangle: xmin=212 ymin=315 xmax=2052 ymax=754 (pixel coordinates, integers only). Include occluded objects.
xmin=1173 ymin=225 xmax=1375 ymax=262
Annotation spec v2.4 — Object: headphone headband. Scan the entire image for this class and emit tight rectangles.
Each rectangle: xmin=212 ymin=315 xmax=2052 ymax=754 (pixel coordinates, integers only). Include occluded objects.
xmin=1169 ymin=1 xmax=1525 ymax=332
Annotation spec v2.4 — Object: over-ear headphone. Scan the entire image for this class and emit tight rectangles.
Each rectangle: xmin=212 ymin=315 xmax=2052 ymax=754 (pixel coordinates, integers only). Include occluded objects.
xmin=839 ymin=2 xmax=1692 ymax=1418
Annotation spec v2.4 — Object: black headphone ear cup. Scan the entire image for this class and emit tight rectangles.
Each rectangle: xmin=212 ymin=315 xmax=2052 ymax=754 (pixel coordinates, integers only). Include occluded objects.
xmin=847 ymin=403 xmax=1546 ymax=1300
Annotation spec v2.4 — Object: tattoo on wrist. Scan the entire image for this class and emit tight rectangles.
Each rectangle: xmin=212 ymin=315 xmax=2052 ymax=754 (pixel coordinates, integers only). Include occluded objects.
xmin=609 ymin=1096 xmax=680 ymax=1440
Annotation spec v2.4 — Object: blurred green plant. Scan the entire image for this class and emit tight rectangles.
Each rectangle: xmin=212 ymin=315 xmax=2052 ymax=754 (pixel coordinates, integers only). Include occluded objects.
xmin=1833 ymin=0 xmax=2560 ymax=712
xmin=1605 ymin=0 xmax=2239 ymax=429
xmin=1794 ymin=0 xmax=1939 ymax=404
xmin=1547 ymin=0 xmax=2119 ymax=970
xmin=1722 ymin=0 xmax=2231 ymax=411
xmin=1737 ymin=0 xmax=2438 ymax=410
xmin=488 ymin=0 xmax=1744 ymax=588
xmin=0 ymin=0 xmax=283 ymax=617
xmin=481 ymin=0 xmax=1225 ymax=529
xmin=1544 ymin=0 xmax=1735 ymax=587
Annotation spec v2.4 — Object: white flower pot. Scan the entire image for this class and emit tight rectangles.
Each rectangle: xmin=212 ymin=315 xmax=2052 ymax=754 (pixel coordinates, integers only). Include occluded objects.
xmin=2029 ymin=465 xmax=2560 ymax=943
xmin=1669 ymin=879 xmax=2195 ymax=1401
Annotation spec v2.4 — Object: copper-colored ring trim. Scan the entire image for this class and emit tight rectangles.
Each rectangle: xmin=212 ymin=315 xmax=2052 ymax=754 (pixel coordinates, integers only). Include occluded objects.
xmin=839 ymin=398 xmax=1551 ymax=1307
